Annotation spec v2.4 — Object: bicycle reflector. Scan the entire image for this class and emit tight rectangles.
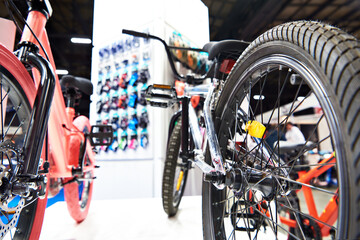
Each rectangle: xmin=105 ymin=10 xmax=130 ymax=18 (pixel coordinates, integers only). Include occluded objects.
xmin=219 ymin=59 xmax=236 ymax=74
xmin=245 ymin=120 xmax=266 ymax=139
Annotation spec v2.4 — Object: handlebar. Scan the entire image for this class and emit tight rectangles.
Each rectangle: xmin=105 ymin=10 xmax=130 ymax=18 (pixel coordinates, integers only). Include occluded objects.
xmin=122 ymin=29 xmax=151 ymax=39
xmin=122 ymin=29 xmax=211 ymax=83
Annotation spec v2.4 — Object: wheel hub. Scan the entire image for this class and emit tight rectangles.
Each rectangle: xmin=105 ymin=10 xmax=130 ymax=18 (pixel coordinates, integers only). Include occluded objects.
xmin=0 ymin=140 xmax=32 ymax=237
xmin=205 ymin=167 xmax=278 ymax=200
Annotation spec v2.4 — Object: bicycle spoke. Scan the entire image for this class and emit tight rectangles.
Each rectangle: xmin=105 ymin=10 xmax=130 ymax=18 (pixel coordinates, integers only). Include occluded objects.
xmin=4 ymin=104 xmax=22 ymax=136
xmin=1 ymin=79 xmax=4 ymax=142
xmin=9 ymin=121 xmax=24 ymax=141
xmin=202 ymin=20 xmax=360 ymax=240
xmin=277 ymin=175 xmax=338 ymax=195
xmin=252 ymin=204 xmax=302 ymax=240
xmin=278 ymin=199 xmax=337 ymax=231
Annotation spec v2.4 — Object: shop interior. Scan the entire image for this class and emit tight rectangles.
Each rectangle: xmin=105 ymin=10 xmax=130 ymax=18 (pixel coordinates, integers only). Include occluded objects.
xmin=0 ymin=0 xmax=359 ymax=239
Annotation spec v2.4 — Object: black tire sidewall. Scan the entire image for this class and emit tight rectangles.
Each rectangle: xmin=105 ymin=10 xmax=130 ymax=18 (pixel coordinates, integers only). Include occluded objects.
xmin=162 ymin=119 xmax=189 ymax=216
xmin=206 ymin=40 xmax=354 ymax=239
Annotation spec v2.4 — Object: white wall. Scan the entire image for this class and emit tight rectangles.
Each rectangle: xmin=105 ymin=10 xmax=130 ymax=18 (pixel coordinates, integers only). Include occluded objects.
xmin=91 ymin=0 xmax=209 ymax=200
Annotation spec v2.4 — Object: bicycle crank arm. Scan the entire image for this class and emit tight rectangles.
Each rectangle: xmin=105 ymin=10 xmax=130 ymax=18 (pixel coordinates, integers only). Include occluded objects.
xmin=192 ymin=150 xmax=215 ymax=173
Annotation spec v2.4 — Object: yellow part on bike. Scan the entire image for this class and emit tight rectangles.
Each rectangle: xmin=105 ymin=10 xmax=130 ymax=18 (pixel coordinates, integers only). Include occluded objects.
xmin=245 ymin=120 xmax=266 ymax=138
xmin=153 ymin=84 xmax=171 ymax=89
xmin=176 ymin=170 xmax=184 ymax=191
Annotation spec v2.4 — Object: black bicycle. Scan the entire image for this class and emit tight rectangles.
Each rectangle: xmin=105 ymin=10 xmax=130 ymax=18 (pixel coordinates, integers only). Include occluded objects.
xmin=124 ymin=20 xmax=360 ymax=240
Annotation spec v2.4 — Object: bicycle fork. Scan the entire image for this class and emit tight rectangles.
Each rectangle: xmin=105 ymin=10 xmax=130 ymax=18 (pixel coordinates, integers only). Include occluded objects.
xmin=145 ymin=82 xmax=227 ymax=189
xmin=17 ymin=42 xmax=56 ymax=177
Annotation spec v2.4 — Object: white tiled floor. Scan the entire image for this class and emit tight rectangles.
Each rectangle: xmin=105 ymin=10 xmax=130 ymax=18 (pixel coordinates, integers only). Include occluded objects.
xmin=39 ymin=191 xmax=335 ymax=240
xmin=40 ymin=196 xmax=203 ymax=240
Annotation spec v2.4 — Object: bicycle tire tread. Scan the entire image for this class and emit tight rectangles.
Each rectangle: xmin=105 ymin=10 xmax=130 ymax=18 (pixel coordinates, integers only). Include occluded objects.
xmin=162 ymin=119 xmax=183 ymax=217
xmin=226 ymin=20 xmax=360 ymax=239
xmin=63 ymin=118 xmax=94 ymax=223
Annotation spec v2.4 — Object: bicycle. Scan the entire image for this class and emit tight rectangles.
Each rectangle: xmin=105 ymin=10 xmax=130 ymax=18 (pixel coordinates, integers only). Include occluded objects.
xmin=123 ymin=19 xmax=360 ymax=240
xmin=0 ymin=0 xmax=112 ymax=239
xmin=121 ymin=29 xmax=248 ymax=217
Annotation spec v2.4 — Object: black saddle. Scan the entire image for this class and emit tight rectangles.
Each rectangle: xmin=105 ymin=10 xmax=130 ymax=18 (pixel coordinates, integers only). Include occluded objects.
xmin=60 ymin=75 xmax=93 ymax=96
xmin=203 ymin=40 xmax=249 ymax=60
xmin=276 ymin=142 xmax=316 ymax=156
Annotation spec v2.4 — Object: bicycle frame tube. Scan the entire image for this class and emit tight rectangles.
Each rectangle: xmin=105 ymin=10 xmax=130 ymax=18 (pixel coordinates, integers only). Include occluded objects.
xmin=181 ymin=97 xmax=189 ymax=157
xmin=188 ymin=104 xmax=202 ymax=150
xmin=203 ymin=83 xmax=225 ymax=174
xmin=176 ymin=81 xmax=227 ymax=177
xmin=19 ymin=51 xmax=55 ymax=175
xmin=19 ymin=10 xmax=89 ymax=177
xmin=279 ymin=153 xmax=338 ymax=237
xmin=185 ymin=83 xmax=210 ymax=97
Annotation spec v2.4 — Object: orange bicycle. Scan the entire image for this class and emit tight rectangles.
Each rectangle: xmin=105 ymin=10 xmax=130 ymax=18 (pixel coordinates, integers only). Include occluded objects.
xmin=278 ymin=151 xmax=337 ymax=238
xmin=0 ymin=0 xmax=111 ymax=239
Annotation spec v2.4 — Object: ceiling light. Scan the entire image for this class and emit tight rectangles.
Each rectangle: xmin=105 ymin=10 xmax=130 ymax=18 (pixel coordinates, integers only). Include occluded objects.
xmin=70 ymin=37 xmax=92 ymax=44
xmin=56 ymin=69 xmax=68 ymax=75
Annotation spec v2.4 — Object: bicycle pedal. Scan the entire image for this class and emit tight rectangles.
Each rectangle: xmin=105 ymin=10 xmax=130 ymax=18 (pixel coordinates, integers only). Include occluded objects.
xmin=145 ymin=84 xmax=178 ymax=108
xmin=89 ymin=125 xmax=114 ymax=146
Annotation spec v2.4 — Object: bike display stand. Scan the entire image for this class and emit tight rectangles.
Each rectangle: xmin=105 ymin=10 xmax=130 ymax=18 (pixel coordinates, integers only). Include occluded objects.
xmin=91 ymin=0 xmax=209 ymax=199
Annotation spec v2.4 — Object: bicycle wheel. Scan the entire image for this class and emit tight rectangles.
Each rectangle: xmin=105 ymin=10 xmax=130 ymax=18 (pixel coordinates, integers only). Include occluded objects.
xmin=202 ymin=21 xmax=360 ymax=240
xmin=63 ymin=116 xmax=94 ymax=223
xmin=0 ymin=53 xmax=47 ymax=239
xmin=162 ymin=118 xmax=190 ymax=217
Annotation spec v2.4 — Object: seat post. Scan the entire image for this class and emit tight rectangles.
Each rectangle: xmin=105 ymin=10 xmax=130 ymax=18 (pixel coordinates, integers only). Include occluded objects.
xmin=63 ymin=87 xmax=80 ymax=108
xmin=66 ymin=107 xmax=76 ymax=122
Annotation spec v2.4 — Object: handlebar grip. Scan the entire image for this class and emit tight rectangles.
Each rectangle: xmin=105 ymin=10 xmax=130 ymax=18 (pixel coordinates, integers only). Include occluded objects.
xmin=122 ymin=29 xmax=150 ymax=39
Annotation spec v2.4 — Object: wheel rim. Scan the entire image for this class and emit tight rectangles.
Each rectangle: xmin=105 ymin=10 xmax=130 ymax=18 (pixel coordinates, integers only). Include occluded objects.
xmin=173 ymin=157 xmax=187 ymax=207
xmin=0 ymin=67 xmax=32 ymax=238
xmin=210 ymin=54 xmax=344 ymax=239
xmin=79 ymin=165 xmax=92 ymax=210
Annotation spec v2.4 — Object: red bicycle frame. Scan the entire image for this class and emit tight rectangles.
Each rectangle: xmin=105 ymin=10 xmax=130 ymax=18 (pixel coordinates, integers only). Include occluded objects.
xmin=0 ymin=4 xmax=96 ymax=239
xmin=20 ymin=9 xmax=96 ymax=178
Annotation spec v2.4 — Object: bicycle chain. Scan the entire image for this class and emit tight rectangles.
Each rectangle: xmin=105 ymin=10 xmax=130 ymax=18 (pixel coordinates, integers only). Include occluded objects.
xmin=0 ymin=139 xmax=21 ymax=154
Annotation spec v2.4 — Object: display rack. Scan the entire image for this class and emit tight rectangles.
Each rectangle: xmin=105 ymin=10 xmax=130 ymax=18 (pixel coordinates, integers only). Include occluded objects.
xmin=91 ymin=0 xmax=209 ymax=199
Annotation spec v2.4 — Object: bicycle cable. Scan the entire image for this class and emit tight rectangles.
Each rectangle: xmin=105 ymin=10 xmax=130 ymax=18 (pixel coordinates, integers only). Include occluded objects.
xmin=5 ymin=0 xmax=51 ymax=62
xmin=4 ymin=0 xmax=23 ymax=35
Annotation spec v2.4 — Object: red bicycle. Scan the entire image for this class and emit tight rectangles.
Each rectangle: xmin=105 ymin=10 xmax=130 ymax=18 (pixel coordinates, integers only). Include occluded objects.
xmin=0 ymin=0 xmax=111 ymax=239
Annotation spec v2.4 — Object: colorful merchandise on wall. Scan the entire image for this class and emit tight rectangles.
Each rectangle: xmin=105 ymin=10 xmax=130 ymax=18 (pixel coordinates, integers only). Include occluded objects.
xmin=94 ymin=34 xmax=151 ymax=158
xmin=168 ymin=31 xmax=209 ymax=75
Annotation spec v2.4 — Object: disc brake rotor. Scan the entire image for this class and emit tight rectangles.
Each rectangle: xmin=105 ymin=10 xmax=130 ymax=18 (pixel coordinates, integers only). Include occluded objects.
xmin=0 ymin=140 xmax=26 ymax=237
xmin=0 ymin=198 xmax=25 ymax=238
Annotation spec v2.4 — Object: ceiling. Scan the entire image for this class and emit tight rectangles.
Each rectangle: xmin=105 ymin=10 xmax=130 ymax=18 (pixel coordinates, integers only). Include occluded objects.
xmin=0 ymin=0 xmax=359 ymax=117
xmin=0 ymin=0 xmax=94 ymax=79
xmin=203 ymin=0 xmax=360 ymax=41
xmin=1 ymin=0 xmax=359 ymax=80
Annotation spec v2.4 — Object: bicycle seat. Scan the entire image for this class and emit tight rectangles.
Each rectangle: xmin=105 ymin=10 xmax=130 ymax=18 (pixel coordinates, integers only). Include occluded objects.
xmin=60 ymin=75 xmax=93 ymax=96
xmin=275 ymin=141 xmax=315 ymax=155
xmin=203 ymin=40 xmax=248 ymax=60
